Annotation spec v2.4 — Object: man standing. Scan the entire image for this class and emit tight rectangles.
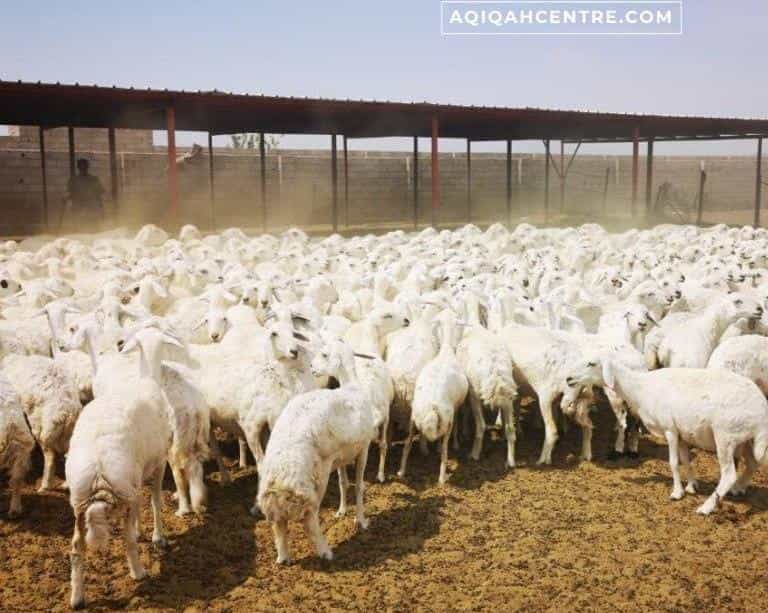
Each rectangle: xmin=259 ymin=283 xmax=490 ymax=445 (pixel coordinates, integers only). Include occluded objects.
xmin=63 ymin=158 xmax=105 ymax=230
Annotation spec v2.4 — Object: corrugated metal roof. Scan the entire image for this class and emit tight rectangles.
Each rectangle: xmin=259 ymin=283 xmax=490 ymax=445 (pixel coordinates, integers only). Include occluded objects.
xmin=1 ymin=80 xmax=767 ymax=141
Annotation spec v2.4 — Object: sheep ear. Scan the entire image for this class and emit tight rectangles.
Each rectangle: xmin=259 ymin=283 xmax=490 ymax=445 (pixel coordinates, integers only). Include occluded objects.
xmin=222 ymin=290 xmax=238 ymax=304
xmin=151 ymin=280 xmax=168 ymax=298
xmin=120 ymin=335 xmax=140 ymax=354
xmin=193 ymin=317 xmax=207 ymax=331
xmin=161 ymin=333 xmax=185 ymax=349
xmin=647 ymin=314 xmax=658 ymax=325
xmin=601 ymin=361 xmax=615 ymax=389
xmin=478 ymin=302 xmax=488 ymax=329
xmin=293 ymin=331 xmax=311 ymax=342
xmin=353 ymin=352 xmax=377 ymax=360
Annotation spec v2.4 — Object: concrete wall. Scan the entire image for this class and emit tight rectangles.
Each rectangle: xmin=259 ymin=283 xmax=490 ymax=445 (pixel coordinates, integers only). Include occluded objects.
xmin=0 ymin=144 xmax=765 ymax=236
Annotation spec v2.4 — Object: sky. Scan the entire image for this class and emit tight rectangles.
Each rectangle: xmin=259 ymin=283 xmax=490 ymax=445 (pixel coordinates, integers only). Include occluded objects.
xmin=1 ymin=0 xmax=767 ymax=155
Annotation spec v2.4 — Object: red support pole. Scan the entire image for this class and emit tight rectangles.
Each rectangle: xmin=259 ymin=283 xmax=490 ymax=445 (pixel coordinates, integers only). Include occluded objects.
xmin=413 ymin=136 xmax=419 ymax=229
xmin=544 ymin=139 xmax=550 ymax=224
xmin=560 ymin=140 xmax=566 ymax=212
xmin=343 ymin=135 xmax=349 ymax=228
xmin=631 ymin=127 xmax=640 ymax=217
xmin=645 ymin=138 xmax=654 ymax=215
xmin=466 ymin=138 xmax=472 ymax=223
xmin=331 ymin=134 xmax=338 ymax=233
xmin=259 ymin=132 xmax=267 ymax=232
xmin=506 ymin=139 xmax=512 ymax=226
xmin=67 ymin=127 xmax=76 ymax=178
xmin=208 ymin=132 xmax=216 ymax=230
xmin=166 ymin=106 xmax=179 ymax=220
xmin=431 ymin=116 xmax=440 ymax=227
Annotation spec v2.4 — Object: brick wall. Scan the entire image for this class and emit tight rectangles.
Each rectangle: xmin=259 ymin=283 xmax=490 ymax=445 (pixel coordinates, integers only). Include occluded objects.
xmin=0 ymin=145 xmax=765 ymax=236
xmin=11 ymin=126 xmax=153 ymax=152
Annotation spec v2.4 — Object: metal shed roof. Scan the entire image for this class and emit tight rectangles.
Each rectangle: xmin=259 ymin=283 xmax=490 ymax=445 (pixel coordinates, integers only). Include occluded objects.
xmin=2 ymin=80 xmax=768 ymax=141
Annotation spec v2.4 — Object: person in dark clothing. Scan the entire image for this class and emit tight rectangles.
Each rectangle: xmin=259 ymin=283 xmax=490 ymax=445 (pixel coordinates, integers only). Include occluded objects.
xmin=63 ymin=158 xmax=105 ymax=230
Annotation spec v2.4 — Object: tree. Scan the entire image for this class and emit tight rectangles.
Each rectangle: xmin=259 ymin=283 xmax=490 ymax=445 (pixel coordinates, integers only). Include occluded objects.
xmin=230 ymin=133 xmax=280 ymax=151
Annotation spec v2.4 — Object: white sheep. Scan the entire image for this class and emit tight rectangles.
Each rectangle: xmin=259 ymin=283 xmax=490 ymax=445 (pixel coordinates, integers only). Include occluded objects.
xmin=0 ymin=374 xmax=35 ymax=517
xmin=65 ymin=329 xmax=177 ymax=609
xmin=563 ymin=358 xmax=768 ymax=515
xmin=399 ymin=310 xmax=468 ymax=484
xmin=708 ymin=335 xmax=768 ymax=393
xmin=258 ymin=340 xmax=377 ymax=564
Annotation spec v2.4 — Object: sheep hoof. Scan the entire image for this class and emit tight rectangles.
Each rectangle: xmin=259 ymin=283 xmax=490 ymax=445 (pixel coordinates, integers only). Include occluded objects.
xmin=605 ymin=450 xmax=623 ymax=461
xmin=71 ymin=598 xmax=86 ymax=610
xmin=729 ymin=486 xmax=747 ymax=497
xmin=276 ymin=556 xmax=291 ymax=565
xmin=249 ymin=505 xmax=263 ymax=519
xmin=7 ymin=509 xmax=22 ymax=520
xmin=695 ymin=503 xmax=715 ymax=516
xmin=335 ymin=509 xmax=347 ymax=518
xmin=396 ymin=470 xmax=406 ymax=480
xmin=670 ymin=489 xmax=685 ymax=501
xmin=175 ymin=508 xmax=192 ymax=518
xmin=355 ymin=517 xmax=369 ymax=531
xmin=685 ymin=482 xmax=698 ymax=494
xmin=37 ymin=485 xmax=52 ymax=494
xmin=376 ymin=473 xmax=386 ymax=483
xmin=152 ymin=536 xmax=168 ymax=551
xmin=626 ymin=451 xmax=640 ymax=459
xmin=130 ymin=568 xmax=147 ymax=581
xmin=506 ymin=461 xmax=516 ymax=470
xmin=319 ymin=549 xmax=334 ymax=561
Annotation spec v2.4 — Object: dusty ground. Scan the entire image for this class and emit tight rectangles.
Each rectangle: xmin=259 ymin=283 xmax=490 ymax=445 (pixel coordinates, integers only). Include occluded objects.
xmin=2 ymin=409 xmax=768 ymax=613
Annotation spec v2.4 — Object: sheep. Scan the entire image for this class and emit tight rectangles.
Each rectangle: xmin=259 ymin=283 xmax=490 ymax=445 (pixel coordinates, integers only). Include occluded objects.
xmin=65 ymin=329 xmax=177 ymax=609
xmin=708 ymin=335 xmax=768 ymax=394
xmin=456 ymin=292 xmax=518 ymax=466
xmin=258 ymin=339 xmax=377 ymax=564
xmin=0 ymin=374 xmax=35 ymax=518
xmin=3 ymin=353 xmax=82 ymax=491
xmin=398 ymin=310 xmax=469 ymax=484
xmin=562 ymin=357 xmax=768 ymax=515
xmin=652 ymin=293 xmax=763 ymax=368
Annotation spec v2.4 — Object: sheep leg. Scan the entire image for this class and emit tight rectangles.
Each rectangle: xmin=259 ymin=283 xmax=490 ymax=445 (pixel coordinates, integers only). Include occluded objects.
xmin=186 ymin=459 xmax=207 ymax=514
xmin=665 ymin=431 xmax=685 ymax=500
xmin=272 ymin=518 xmax=291 ymax=564
xmin=7 ymin=452 xmax=30 ymax=518
xmin=336 ymin=467 xmax=349 ymax=518
xmin=697 ymin=440 xmax=739 ymax=515
xmin=209 ymin=432 xmax=231 ymax=485
xmin=439 ymin=421 xmax=453 ymax=485
xmin=238 ymin=437 xmax=249 ymax=468
xmin=124 ymin=503 xmax=146 ymax=580
xmin=731 ymin=444 xmax=758 ymax=496
xmin=574 ymin=406 xmax=594 ymax=462
xmin=397 ymin=421 xmax=416 ymax=479
xmin=605 ymin=389 xmax=627 ymax=457
xmin=500 ymin=403 xmax=516 ymax=469
xmin=376 ymin=416 xmax=389 ymax=483
xmin=169 ymin=462 xmax=192 ymax=517
xmin=354 ymin=446 xmax=370 ymax=530
xmin=678 ymin=440 xmax=698 ymax=494
xmin=419 ymin=435 xmax=430 ymax=457
xmin=304 ymin=510 xmax=333 ymax=561
xmin=469 ymin=391 xmax=486 ymax=461
xmin=537 ymin=390 xmax=558 ymax=465
xmin=69 ymin=512 xmax=87 ymax=610
xmin=39 ymin=447 xmax=57 ymax=492
xmin=150 ymin=465 xmax=168 ymax=550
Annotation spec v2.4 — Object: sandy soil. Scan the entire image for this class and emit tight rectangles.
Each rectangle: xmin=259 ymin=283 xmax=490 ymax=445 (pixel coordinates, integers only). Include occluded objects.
xmin=2 ymin=409 xmax=768 ymax=612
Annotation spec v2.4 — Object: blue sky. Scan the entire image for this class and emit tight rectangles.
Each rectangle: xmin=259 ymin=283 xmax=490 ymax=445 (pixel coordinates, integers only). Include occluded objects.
xmin=2 ymin=1 xmax=766 ymax=155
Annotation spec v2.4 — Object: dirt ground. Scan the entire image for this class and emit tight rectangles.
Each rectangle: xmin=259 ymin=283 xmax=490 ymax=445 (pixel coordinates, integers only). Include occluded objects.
xmin=2 ymin=408 xmax=768 ymax=613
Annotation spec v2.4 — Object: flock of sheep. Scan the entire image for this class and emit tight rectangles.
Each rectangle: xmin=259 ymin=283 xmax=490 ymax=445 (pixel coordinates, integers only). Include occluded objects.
xmin=2 ymin=220 xmax=768 ymax=609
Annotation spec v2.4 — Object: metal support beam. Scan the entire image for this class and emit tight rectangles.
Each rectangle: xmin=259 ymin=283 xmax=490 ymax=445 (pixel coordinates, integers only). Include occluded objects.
xmin=544 ymin=139 xmax=550 ymax=223
xmin=755 ymin=137 xmax=764 ymax=227
xmin=506 ymin=140 xmax=512 ymax=226
xmin=166 ymin=106 xmax=179 ymax=219
xmin=631 ymin=127 xmax=640 ymax=217
xmin=645 ymin=139 xmax=654 ymax=215
xmin=343 ymin=136 xmax=349 ymax=228
xmin=208 ymin=132 xmax=216 ymax=230
xmin=466 ymin=139 xmax=472 ymax=222
xmin=696 ymin=162 xmax=707 ymax=225
xmin=431 ymin=117 xmax=440 ymax=227
xmin=331 ymin=134 xmax=338 ymax=233
xmin=39 ymin=126 xmax=49 ymax=231
xmin=67 ymin=127 xmax=75 ymax=177
xmin=108 ymin=127 xmax=118 ymax=218
xmin=560 ymin=140 xmax=566 ymax=211
xmin=259 ymin=132 xmax=267 ymax=232
xmin=413 ymin=137 xmax=419 ymax=229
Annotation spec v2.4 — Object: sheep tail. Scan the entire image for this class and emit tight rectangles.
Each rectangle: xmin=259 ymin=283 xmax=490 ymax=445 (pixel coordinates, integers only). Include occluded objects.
xmin=753 ymin=424 xmax=768 ymax=467
xmin=259 ymin=487 xmax=309 ymax=523
xmin=81 ymin=474 xmax=120 ymax=551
